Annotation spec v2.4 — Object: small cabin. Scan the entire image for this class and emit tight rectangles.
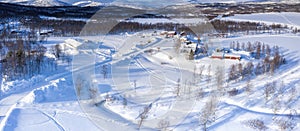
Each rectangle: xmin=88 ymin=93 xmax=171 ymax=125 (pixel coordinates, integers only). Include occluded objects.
xmin=160 ymin=31 xmax=168 ymax=35
xmin=224 ymin=53 xmax=241 ymax=60
xmin=185 ymin=41 xmax=193 ymax=45
xmin=167 ymin=31 xmax=177 ymax=38
xmin=211 ymin=52 xmax=241 ymax=60
xmin=180 ymin=37 xmax=188 ymax=42
xmin=180 ymin=31 xmax=187 ymax=37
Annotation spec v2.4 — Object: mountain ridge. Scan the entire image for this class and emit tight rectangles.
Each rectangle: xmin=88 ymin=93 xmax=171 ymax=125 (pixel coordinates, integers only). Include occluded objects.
xmin=0 ymin=0 xmax=299 ymax=7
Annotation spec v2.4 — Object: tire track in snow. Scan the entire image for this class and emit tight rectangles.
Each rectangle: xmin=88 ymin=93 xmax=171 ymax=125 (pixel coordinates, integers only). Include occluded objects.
xmin=34 ymin=109 xmax=66 ymax=131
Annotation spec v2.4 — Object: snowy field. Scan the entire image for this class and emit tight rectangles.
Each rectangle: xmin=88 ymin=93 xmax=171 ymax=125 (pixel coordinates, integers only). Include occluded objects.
xmin=1 ymin=32 xmax=300 ymax=130
xmin=1 ymin=6 xmax=300 ymax=131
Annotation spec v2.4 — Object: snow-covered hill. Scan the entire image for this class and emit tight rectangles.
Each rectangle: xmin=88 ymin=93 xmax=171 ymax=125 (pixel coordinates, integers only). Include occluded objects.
xmin=0 ymin=0 xmax=69 ymax=6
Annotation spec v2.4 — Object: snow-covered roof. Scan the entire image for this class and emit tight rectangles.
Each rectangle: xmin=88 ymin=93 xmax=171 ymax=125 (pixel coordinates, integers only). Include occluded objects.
xmin=212 ymin=52 xmax=224 ymax=57
xmin=225 ymin=53 xmax=241 ymax=58
xmin=212 ymin=52 xmax=241 ymax=58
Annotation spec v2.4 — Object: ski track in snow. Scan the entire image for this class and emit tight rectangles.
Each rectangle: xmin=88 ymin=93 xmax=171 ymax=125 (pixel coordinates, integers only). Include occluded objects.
xmin=35 ymin=109 xmax=66 ymax=131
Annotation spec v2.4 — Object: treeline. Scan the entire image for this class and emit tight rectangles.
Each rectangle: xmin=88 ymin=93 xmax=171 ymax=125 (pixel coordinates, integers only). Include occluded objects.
xmin=20 ymin=18 xmax=86 ymax=37
xmin=20 ymin=18 xmax=291 ymax=37
xmin=108 ymin=22 xmax=193 ymax=34
xmin=108 ymin=20 xmax=291 ymax=35
xmin=2 ymin=15 xmax=295 ymax=38
xmin=228 ymin=42 xmax=286 ymax=81
xmin=0 ymin=2 xmax=101 ymax=19
xmin=197 ymin=3 xmax=300 ymax=17
xmin=211 ymin=20 xmax=290 ymax=34
xmin=0 ymin=24 xmax=57 ymax=81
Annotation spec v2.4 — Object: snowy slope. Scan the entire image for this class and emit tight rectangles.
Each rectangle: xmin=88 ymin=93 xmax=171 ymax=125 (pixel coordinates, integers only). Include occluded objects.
xmin=1 ymin=31 xmax=300 ymax=130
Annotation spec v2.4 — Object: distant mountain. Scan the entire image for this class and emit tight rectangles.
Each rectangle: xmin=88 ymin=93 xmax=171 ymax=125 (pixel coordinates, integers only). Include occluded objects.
xmin=0 ymin=0 xmax=68 ymax=6
xmin=0 ymin=0 xmax=299 ymax=7
xmin=0 ymin=0 xmax=112 ymax=6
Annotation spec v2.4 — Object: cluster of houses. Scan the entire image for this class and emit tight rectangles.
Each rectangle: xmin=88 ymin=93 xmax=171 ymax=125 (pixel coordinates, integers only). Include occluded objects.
xmin=159 ymin=30 xmax=242 ymax=61
xmin=160 ymin=31 xmax=198 ymax=50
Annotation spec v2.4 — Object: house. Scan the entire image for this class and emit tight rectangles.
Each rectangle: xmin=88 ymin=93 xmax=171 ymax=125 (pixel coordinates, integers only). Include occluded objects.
xmin=166 ymin=31 xmax=177 ymax=38
xmin=208 ymin=33 xmax=229 ymax=38
xmin=39 ymin=30 xmax=54 ymax=36
xmin=211 ymin=52 xmax=241 ymax=60
xmin=224 ymin=53 xmax=241 ymax=60
xmin=180 ymin=31 xmax=187 ymax=37
xmin=180 ymin=37 xmax=188 ymax=42
xmin=183 ymin=42 xmax=197 ymax=48
xmin=221 ymin=48 xmax=231 ymax=53
xmin=184 ymin=41 xmax=193 ymax=45
xmin=160 ymin=31 xmax=168 ymax=35
xmin=211 ymin=52 xmax=224 ymax=59
xmin=160 ymin=31 xmax=177 ymax=38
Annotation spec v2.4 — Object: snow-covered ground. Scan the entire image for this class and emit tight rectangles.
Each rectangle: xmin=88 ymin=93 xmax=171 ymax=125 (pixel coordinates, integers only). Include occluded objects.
xmin=1 ymin=9 xmax=300 ymax=131
xmin=1 ymin=30 xmax=299 ymax=130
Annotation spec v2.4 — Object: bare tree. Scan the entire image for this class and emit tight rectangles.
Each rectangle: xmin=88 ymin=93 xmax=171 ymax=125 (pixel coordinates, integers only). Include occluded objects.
xmin=207 ymin=65 xmax=212 ymax=85
xmin=256 ymin=42 xmax=261 ymax=59
xmin=236 ymin=42 xmax=240 ymax=51
xmin=157 ymin=119 xmax=170 ymax=131
xmin=245 ymin=79 xmax=253 ymax=94
xmin=101 ymin=64 xmax=108 ymax=79
xmin=198 ymin=65 xmax=205 ymax=79
xmin=189 ymin=49 xmax=194 ymax=60
xmin=255 ymin=62 xmax=262 ymax=75
xmin=193 ymin=66 xmax=197 ymax=84
xmin=230 ymin=42 xmax=234 ymax=49
xmin=75 ymin=76 xmax=85 ymax=97
xmin=241 ymin=42 xmax=245 ymax=51
xmin=247 ymin=42 xmax=252 ymax=52
xmin=275 ymin=118 xmax=296 ymax=131
xmin=175 ymin=78 xmax=181 ymax=97
xmin=138 ymin=106 xmax=150 ymax=129
xmin=272 ymin=96 xmax=280 ymax=115
xmin=266 ymin=44 xmax=271 ymax=56
xmin=89 ymin=86 xmax=99 ymax=104
xmin=288 ymin=87 xmax=297 ymax=103
xmin=238 ymin=63 xmax=243 ymax=79
xmin=133 ymin=80 xmax=137 ymax=92
xmin=264 ymin=82 xmax=275 ymax=102
xmin=278 ymin=81 xmax=285 ymax=96
xmin=174 ymin=38 xmax=181 ymax=54
xmin=243 ymin=119 xmax=268 ymax=131
xmin=215 ymin=67 xmax=225 ymax=93
xmin=123 ymin=97 xmax=128 ymax=108
xmin=197 ymin=88 xmax=205 ymax=100
xmin=204 ymin=43 xmax=209 ymax=55
xmin=200 ymin=96 xmax=218 ymax=131
xmin=262 ymin=43 xmax=265 ymax=54
xmin=229 ymin=64 xmax=237 ymax=81
xmin=54 ymin=44 xmax=61 ymax=59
